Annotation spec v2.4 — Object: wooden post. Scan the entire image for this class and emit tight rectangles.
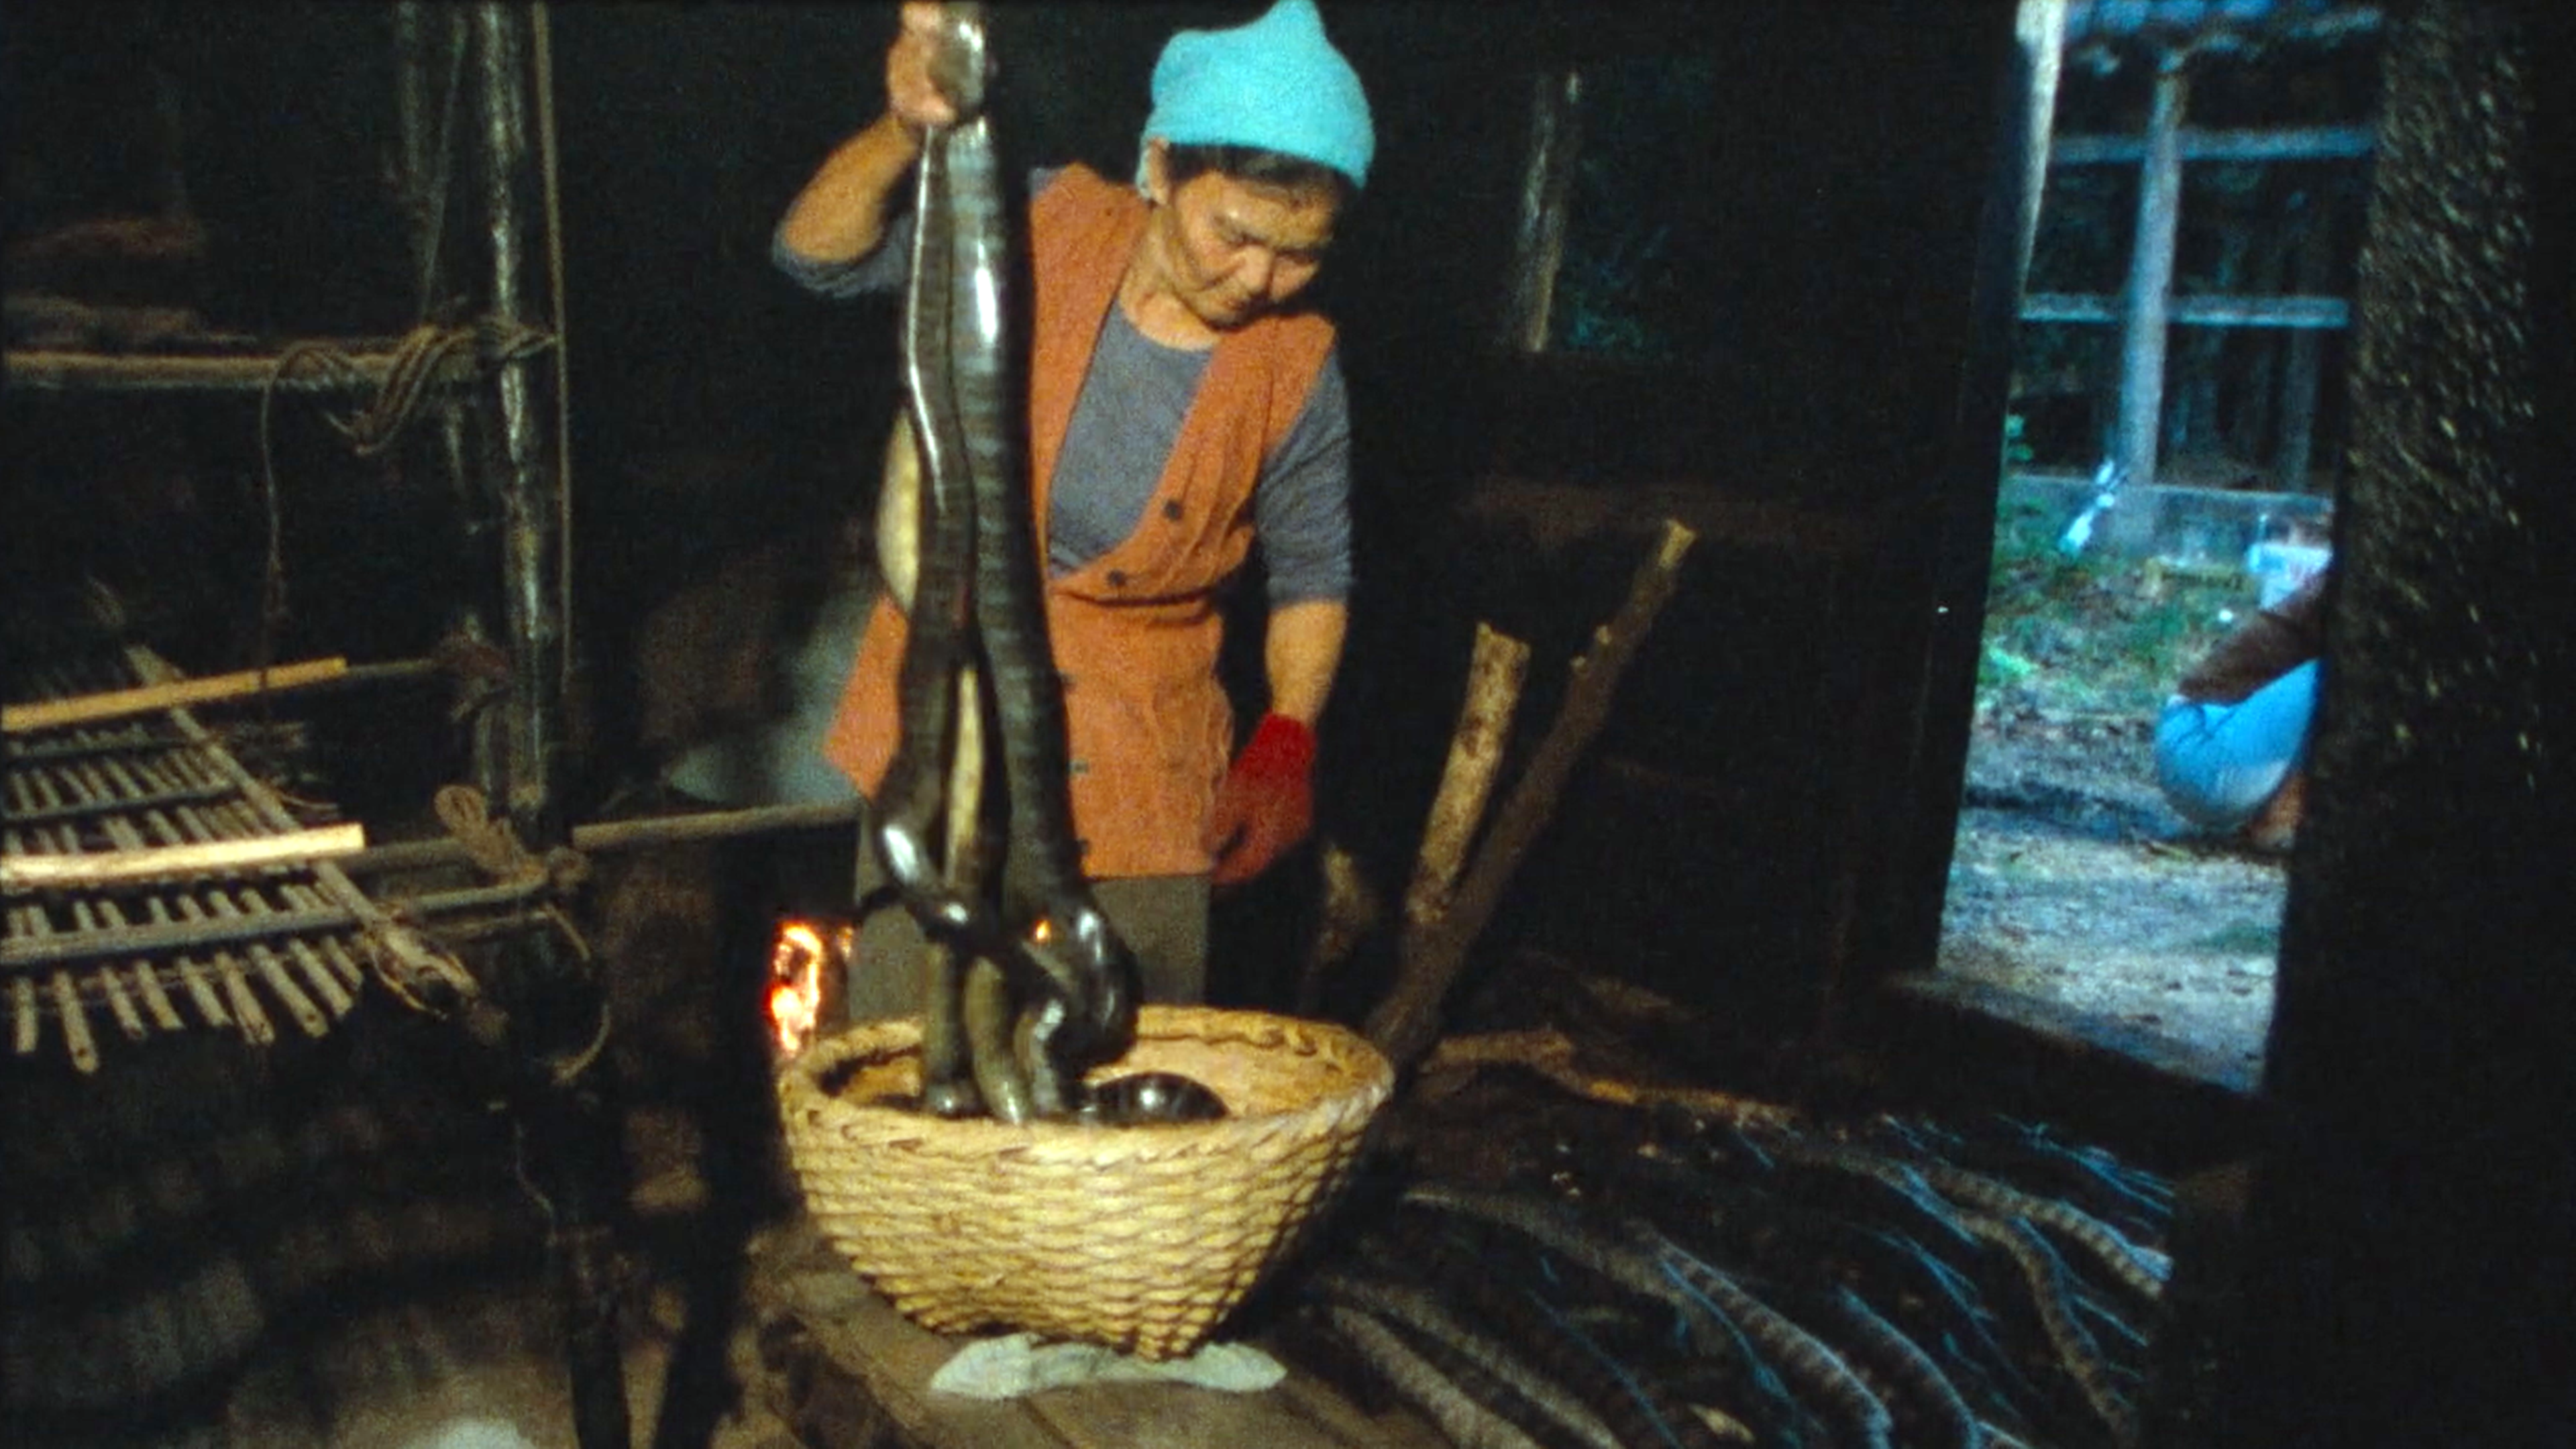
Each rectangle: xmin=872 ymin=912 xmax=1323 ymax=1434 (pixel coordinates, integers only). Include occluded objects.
xmin=476 ymin=1 xmax=567 ymax=845
xmin=469 ymin=11 xmax=627 ymax=1449
xmin=392 ymin=1 xmax=505 ymax=784
xmin=1499 ymin=69 xmax=1584 ymax=354
xmin=394 ymin=3 xmax=443 ymax=299
xmin=2273 ymin=204 xmax=2335 ymax=492
xmin=2206 ymin=4 xmax=2576 ymax=1444
xmin=2107 ymin=53 xmax=2188 ymax=550
xmin=2010 ymin=0 xmax=2070 ymax=291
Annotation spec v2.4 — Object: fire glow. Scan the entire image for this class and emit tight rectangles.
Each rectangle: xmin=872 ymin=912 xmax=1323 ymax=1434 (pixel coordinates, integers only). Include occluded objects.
xmin=767 ymin=916 xmax=849 ymax=1059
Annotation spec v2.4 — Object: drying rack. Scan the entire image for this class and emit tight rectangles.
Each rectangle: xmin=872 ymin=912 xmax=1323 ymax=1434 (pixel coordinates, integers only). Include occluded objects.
xmin=3 ymin=641 xmax=486 ymax=1075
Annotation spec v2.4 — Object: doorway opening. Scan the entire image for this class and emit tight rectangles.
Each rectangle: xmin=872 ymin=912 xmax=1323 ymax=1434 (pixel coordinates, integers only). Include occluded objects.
xmin=1933 ymin=1 xmax=2381 ymax=1089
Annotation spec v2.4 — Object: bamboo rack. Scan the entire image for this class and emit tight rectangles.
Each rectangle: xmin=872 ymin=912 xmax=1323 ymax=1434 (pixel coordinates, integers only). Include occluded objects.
xmin=5 ymin=643 xmax=480 ymax=1072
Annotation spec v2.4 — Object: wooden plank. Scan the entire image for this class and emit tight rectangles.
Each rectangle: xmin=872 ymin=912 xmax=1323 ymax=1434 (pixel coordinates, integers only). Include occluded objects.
xmin=1024 ymin=1378 xmax=1386 ymax=1449
xmin=751 ymin=1215 xmax=1438 ymax=1449
xmin=1 ymin=822 xmax=367 ymax=892
xmin=757 ymin=1222 xmax=1071 ymax=1449
xmin=1881 ymin=969 xmax=2261 ymax=1095
xmin=1026 ymin=1332 xmax=1452 ymax=1449
xmin=4 ymin=657 xmax=348 ymax=733
xmin=1263 ymin=1363 xmax=1460 ymax=1449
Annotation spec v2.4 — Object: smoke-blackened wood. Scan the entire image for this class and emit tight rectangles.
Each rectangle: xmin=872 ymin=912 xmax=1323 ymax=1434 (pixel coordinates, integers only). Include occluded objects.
xmin=473 ymin=1 xmax=567 ymax=849
xmin=466 ymin=9 xmax=627 ymax=1449
xmin=1499 ymin=70 xmax=1583 ymax=355
xmin=2216 ymin=3 xmax=2576 ymax=1444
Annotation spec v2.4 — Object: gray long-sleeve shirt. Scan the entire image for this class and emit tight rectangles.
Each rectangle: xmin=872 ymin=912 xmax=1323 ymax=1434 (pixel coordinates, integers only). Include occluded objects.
xmin=773 ymin=178 xmax=1352 ymax=605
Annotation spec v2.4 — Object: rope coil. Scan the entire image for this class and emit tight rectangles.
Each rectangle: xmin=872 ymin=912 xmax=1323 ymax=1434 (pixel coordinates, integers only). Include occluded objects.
xmin=432 ymin=782 xmax=588 ymax=895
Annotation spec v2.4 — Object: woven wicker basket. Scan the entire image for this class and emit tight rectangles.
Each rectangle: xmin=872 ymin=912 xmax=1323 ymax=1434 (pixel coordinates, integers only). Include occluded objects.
xmin=775 ymin=1005 xmax=1393 ymax=1360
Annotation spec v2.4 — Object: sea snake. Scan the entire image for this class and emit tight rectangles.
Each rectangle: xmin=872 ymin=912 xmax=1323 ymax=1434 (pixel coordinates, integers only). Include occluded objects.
xmin=872 ymin=3 xmax=1138 ymax=1120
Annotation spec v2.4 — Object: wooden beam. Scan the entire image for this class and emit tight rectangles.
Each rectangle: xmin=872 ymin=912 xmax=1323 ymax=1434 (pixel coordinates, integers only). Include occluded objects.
xmin=2050 ymin=124 xmax=2376 ymax=166
xmin=337 ymin=799 xmax=865 ymax=878
xmin=2021 ymin=292 xmax=2351 ymax=327
xmin=0 ymin=344 xmax=477 ymax=395
xmin=2275 ymin=208 xmax=2341 ymax=490
xmin=2063 ymin=0 xmax=2386 ymax=50
xmin=1880 ymin=970 xmax=2260 ymax=1095
xmin=3 ymin=658 xmax=350 ymax=733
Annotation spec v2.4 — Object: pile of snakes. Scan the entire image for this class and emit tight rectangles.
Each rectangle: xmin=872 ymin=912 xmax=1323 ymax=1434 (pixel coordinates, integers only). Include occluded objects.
xmin=1293 ymin=1083 xmax=2179 ymax=1449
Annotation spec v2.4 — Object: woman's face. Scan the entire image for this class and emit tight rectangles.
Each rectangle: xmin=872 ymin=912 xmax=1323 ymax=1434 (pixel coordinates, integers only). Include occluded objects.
xmin=1143 ymin=146 xmax=1340 ymax=332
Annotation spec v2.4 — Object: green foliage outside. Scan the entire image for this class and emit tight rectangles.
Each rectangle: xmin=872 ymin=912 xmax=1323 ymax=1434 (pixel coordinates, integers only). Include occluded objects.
xmin=1976 ymin=495 xmax=2250 ymax=722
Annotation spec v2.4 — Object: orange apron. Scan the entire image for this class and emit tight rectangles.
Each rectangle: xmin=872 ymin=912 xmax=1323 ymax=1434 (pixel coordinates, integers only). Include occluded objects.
xmin=822 ymin=165 xmax=1336 ymax=878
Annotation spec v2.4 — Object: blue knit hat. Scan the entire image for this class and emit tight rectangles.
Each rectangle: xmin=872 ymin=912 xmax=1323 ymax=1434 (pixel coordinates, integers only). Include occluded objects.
xmin=1137 ymin=0 xmax=1375 ymax=191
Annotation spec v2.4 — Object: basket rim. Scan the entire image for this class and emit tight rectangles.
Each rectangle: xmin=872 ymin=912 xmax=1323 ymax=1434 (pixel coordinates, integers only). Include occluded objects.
xmin=777 ymin=1004 xmax=1393 ymax=1159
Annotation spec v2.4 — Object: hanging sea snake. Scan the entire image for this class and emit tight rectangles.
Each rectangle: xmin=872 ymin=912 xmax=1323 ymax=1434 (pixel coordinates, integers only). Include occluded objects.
xmin=869 ymin=3 xmax=1141 ymax=1122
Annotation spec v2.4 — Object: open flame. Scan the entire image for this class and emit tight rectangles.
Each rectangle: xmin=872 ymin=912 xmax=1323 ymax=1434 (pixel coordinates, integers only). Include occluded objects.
xmin=766 ymin=916 xmax=849 ymax=1059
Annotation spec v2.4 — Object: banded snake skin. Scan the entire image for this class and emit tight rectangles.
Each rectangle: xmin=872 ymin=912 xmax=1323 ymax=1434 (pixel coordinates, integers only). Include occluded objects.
xmin=1289 ymin=1050 xmax=2195 ymax=1449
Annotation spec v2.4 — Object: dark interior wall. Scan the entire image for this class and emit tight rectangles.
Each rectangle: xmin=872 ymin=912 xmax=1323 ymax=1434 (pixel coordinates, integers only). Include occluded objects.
xmin=541 ymin=0 xmax=1545 ymax=586
xmin=6 ymin=2 xmax=2027 ymax=1042
xmin=549 ymin=3 xmax=1279 ymax=533
xmin=1 ymin=5 xmax=405 ymax=331
xmin=2212 ymin=5 xmax=2576 ymax=1441
xmin=1302 ymin=3 xmax=2031 ymax=1033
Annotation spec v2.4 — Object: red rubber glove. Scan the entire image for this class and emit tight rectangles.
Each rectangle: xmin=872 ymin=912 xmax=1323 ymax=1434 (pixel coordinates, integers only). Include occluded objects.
xmin=1205 ymin=713 xmax=1316 ymax=886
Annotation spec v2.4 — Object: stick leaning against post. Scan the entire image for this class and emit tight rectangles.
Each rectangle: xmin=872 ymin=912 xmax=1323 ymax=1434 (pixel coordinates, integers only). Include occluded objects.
xmin=1366 ymin=519 xmax=1699 ymax=1073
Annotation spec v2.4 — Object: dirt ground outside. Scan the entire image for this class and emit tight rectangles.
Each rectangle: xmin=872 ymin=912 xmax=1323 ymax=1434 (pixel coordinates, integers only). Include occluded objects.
xmin=1932 ymin=496 xmax=2301 ymax=1087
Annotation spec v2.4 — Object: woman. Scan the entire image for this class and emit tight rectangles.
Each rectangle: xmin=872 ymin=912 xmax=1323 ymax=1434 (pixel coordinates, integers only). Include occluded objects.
xmin=2156 ymin=568 xmax=2328 ymax=850
xmin=774 ymin=0 xmax=1373 ymax=1014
